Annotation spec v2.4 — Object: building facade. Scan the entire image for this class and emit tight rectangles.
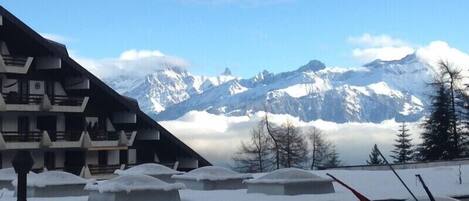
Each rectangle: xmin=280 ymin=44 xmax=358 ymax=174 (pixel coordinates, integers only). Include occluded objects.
xmin=0 ymin=6 xmax=210 ymax=176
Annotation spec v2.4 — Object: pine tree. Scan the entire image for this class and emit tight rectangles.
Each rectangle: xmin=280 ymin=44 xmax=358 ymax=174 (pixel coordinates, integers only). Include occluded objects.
xmin=420 ymin=82 xmax=453 ymax=160
xmin=391 ymin=122 xmax=413 ymax=163
xmin=367 ymin=144 xmax=385 ymax=165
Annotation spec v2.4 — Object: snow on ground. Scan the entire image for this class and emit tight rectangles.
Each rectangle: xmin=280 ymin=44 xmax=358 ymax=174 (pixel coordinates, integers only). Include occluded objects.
xmin=1 ymin=165 xmax=469 ymax=201
xmin=245 ymin=168 xmax=329 ymax=184
xmin=85 ymin=175 xmax=184 ymax=193
xmin=173 ymin=166 xmax=252 ymax=181
xmin=12 ymin=171 xmax=88 ymax=187
xmin=115 ymin=163 xmax=182 ymax=176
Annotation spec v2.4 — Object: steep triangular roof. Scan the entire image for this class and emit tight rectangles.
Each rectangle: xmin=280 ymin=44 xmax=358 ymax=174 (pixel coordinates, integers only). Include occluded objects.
xmin=0 ymin=6 xmax=211 ymax=167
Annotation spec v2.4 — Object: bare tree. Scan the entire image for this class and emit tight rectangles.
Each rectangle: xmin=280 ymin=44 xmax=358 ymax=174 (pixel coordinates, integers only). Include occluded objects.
xmin=306 ymin=127 xmax=331 ymax=169
xmin=263 ymin=109 xmax=281 ymax=169
xmin=323 ymin=145 xmax=341 ymax=168
xmin=439 ymin=61 xmax=465 ymax=157
xmin=277 ymin=120 xmax=308 ymax=168
xmin=233 ymin=121 xmax=273 ymax=172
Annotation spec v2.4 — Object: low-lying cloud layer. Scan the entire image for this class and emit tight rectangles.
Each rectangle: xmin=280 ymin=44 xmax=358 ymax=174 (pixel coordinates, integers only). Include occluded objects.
xmin=160 ymin=111 xmax=424 ymax=166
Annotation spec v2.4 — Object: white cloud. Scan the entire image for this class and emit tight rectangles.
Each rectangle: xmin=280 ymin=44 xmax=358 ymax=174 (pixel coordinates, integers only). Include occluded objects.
xmin=39 ymin=33 xmax=70 ymax=44
xmin=348 ymin=33 xmax=415 ymax=62
xmin=352 ymin=46 xmax=415 ymax=63
xmin=160 ymin=111 xmax=423 ymax=166
xmin=348 ymin=33 xmax=408 ymax=48
xmin=416 ymin=41 xmax=469 ymax=71
xmin=71 ymin=49 xmax=190 ymax=79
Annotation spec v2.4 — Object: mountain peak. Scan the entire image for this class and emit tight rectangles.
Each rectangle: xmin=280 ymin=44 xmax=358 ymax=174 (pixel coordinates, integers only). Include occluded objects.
xmin=297 ymin=60 xmax=326 ymax=72
xmin=222 ymin=68 xmax=232 ymax=76
xmin=364 ymin=53 xmax=418 ymax=68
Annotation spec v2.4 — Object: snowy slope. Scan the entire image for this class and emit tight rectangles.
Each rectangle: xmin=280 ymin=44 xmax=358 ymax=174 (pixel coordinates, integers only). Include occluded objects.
xmin=106 ymin=54 xmax=436 ymax=123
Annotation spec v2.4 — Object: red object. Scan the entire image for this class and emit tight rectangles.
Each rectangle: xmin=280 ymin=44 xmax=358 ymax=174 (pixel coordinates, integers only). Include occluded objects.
xmin=326 ymin=173 xmax=371 ymax=201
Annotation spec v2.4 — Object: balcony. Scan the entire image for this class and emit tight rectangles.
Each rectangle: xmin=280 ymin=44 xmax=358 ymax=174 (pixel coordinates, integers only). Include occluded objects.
xmin=0 ymin=93 xmax=89 ymax=112
xmin=0 ymin=129 xmax=134 ymax=150
xmin=0 ymin=54 xmax=34 ymax=74
xmin=1 ymin=131 xmax=42 ymax=142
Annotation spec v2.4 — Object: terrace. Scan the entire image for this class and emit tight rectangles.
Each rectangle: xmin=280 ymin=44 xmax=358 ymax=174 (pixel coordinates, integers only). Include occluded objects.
xmin=0 ymin=130 xmax=136 ymax=149
xmin=0 ymin=54 xmax=33 ymax=74
xmin=0 ymin=93 xmax=89 ymax=113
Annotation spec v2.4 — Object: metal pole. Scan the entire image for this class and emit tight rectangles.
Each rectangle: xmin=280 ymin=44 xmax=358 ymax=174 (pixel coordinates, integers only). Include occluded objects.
xmin=375 ymin=146 xmax=419 ymax=201
xmin=416 ymin=174 xmax=435 ymax=201
xmin=16 ymin=171 xmax=27 ymax=201
xmin=12 ymin=150 xmax=34 ymax=201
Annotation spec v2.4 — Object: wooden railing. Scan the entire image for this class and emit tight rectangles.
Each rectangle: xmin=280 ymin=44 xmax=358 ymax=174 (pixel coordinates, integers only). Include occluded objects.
xmin=88 ymin=164 xmax=122 ymax=175
xmin=2 ymin=93 xmax=85 ymax=106
xmin=88 ymin=131 xmax=119 ymax=141
xmin=2 ymin=55 xmax=29 ymax=67
xmin=54 ymin=131 xmax=82 ymax=141
xmin=2 ymin=93 xmax=42 ymax=104
xmin=1 ymin=130 xmax=127 ymax=142
xmin=1 ymin=131 xmax=42 ymax=142
xmin=52 ymin=95 xmax=85 ymax=106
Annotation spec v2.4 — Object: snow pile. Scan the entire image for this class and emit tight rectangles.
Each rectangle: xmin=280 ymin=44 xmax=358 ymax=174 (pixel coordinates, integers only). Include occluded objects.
xmin=245 ymin=168 xmax=331 ymax=184
xmin=0 ymin=168 xmax=18 ymax=181
xmin=114 ymin=163 xmax=182 ymax=176
xmin=85 ymin=175 xmax=185 ymax=193
xmin=12 ymin=171 xmax=88 ymax=187
xmin=172 ymin=166 xmax=252 ymax=181
xmin=0 ymin=168 xmax=37 ymax=181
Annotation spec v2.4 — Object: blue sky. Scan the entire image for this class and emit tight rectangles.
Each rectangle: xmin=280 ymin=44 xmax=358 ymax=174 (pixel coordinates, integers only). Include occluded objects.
xmin=2 ymin=0 xmax=469 ymax=77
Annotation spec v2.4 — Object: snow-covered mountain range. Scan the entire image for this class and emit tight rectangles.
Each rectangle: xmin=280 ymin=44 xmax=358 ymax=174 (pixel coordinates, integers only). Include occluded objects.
xmin=105 ymin=53 xmax=437 ymax=123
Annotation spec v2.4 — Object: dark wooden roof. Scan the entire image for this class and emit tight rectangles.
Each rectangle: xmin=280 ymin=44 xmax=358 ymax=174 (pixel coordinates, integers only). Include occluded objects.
xmin=0 ymin=6 xmax=211 ymax=167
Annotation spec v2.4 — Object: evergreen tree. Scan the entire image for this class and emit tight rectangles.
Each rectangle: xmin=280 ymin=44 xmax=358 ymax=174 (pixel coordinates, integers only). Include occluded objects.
xmin=367 ymin=144 xmax=385 ymax=165
xmin=391 ymin=122 xmax=413 ymax=163
xmin=420 ymin=82 xmax=453 ymax=160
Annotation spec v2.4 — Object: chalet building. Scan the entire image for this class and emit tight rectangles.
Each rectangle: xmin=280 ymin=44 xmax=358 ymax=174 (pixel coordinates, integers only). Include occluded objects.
xmin=0 ymin=6 xmax=210 ymax=176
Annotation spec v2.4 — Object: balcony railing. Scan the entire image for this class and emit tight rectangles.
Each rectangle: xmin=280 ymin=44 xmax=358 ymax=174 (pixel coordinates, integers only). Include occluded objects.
xmin=2 ymin=55 xmax=29 ymax=67
xmin=88 ymin=164 xmax=122 ymax=175
xmin=53 ymin=95 xmax=86 ymax=106
xmin=0 ymin=54 xmax=34 ymax=74
xmin=2 ymin=93 xmax=86 ymax=106
xmin=0 ymin=130 xmax=121 ymax=142
xmin=55 ymin=131 xmax=82 ymax=141
xmin=1 ymin=131 xmax=42 ymax=142
xmin=88 ymin=131 xmax=119 ymax=141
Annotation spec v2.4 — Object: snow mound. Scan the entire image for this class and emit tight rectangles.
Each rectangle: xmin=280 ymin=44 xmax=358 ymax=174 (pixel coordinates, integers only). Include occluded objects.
xmin=0 ymin=168 xmax=17 ymax=181
xmin=114 ymin=163 xmax=182 ymax=176
xmin=12 ymin=171 xmax=88 ymax=187
xmin=85 ymin=175 xmax=185 ymax=193
xmin=245 ymin=168 xmax=331 ymax=184
xmin=0 ymin=168 xmax=36 ymax=181
xmin=172 ymin=166 xmax=252 ymax=181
